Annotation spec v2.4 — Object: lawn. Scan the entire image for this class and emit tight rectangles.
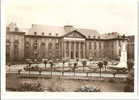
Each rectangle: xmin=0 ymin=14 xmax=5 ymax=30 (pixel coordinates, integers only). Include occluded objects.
xmin=6 ymin=73 xmax=126 ymax=92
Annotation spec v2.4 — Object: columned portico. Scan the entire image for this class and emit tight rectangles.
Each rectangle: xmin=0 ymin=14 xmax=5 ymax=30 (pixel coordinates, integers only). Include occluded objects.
xmin=62 ymin=37 xmax=85 ymax=59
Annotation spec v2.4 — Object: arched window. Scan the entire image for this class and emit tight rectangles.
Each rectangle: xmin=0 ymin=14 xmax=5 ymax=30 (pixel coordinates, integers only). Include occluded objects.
xmin=41 ymin=42 xmax=46 ymax=58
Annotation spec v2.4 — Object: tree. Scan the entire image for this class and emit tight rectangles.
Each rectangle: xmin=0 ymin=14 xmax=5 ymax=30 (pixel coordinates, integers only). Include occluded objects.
xmin=76 ymin=58 xmax=79 ymax=66
xmin=18 ymin=69 xmax=22 ymax=75
xmin=103 ymin=60 xmax=108 ymax=71
xmin=38 ymin=69 xmax=42 ymax=76
xmin=62 ymin=60 xmax=65 ymax=76
xmin=82 ymin=60 xmax=87 ymax=72
xmin=49 ymin=60 xmax=53 ymax=77
xmin=127 ymin=60 xmax=134 ymax=74
xmin=44 ymin=59 xmax=48 ymax=70
xmin=112 ymin=71 xmax=117 ymax=78
xmin=28 ymin=61 xmax=32 ymax=76
xmin=8 ymin=63 xmax=11 ymax=72
xmin=98 ymin=62 xmax=103 ymax=79
xmin=73 ymin=62 xmax=77 ymax=76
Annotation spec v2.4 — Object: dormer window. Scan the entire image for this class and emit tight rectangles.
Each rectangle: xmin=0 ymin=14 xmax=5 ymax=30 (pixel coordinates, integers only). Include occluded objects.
xmin=6 ymin=27 xmax=10 ymax=31
xmin=34 ymin=32 xmax=37 ymax=35
xmin=42 ymin=32 xmax=44 ymax=36
xmin=49 ymin=33 xmax=51 ymax=36
xmin=98 ymin=36 xmax=100 ymax=39
xmin=15 ymin=27 xmax=18 ymax=32
xmin=56 ymin=33 xmax=58 ymax=36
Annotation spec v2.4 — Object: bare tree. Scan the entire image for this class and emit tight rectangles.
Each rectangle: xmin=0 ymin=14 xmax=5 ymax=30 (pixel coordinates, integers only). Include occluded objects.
xmin=98 ymin=62 xmax=103 ymax=79
xmin=82 ymin=60 xmax=87 ymax=72
xmin=44 ymin=59 xmax=48 ymax=70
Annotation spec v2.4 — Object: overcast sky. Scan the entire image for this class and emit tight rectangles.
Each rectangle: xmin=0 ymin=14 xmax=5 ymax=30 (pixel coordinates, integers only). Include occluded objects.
xmin=6 ymin=0 xmax=137 ymax=35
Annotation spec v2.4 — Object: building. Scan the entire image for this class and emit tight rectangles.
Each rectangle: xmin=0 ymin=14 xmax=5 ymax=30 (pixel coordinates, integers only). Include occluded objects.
xmin=6 ymin=23 xmax=130 ymax=63
xmin=126 ymin=36 xmax=134 ymax=61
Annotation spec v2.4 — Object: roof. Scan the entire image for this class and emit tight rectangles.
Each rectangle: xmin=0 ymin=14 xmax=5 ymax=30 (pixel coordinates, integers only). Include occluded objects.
xmin=27 ymin=24 xmax=99 ymax=38
xmin=7 ymin=23 xmax=122 ymax=39
xmin=28 ymin=24 xmax=66 ymax=36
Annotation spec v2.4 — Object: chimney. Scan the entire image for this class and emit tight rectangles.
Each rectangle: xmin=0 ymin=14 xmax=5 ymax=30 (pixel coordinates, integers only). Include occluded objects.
xmin=64 ymin=25 xmax=73 ymax=32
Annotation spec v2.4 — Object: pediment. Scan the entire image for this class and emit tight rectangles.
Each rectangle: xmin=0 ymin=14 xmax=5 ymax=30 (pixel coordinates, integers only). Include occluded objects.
xmin=64 ymin=30 xmax=86 ymax=38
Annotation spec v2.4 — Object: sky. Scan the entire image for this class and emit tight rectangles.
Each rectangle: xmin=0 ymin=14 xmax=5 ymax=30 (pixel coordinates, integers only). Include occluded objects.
xmin=6 ymin=0 xmax=137 ymax=35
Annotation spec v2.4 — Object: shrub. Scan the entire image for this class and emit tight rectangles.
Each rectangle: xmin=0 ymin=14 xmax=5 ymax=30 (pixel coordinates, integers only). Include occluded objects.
xmin=18 ymin=82 xmax=43 ymax=91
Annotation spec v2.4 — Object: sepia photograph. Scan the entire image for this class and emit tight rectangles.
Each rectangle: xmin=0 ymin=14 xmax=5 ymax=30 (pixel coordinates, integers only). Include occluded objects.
xmin=1 ymin=0 xmax=139 ymax=99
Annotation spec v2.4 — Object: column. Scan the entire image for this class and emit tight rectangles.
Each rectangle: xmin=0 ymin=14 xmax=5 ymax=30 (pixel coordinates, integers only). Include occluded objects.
xmin=78 ymin=42 xmax=81 ymax=59
xmin=83 ymin=42 xmax=85 ymax=59
xmin=69 ymin=41 xmax=71 ymax=59
xmin=64 ymin=41 xmax=66 ymax=59
xmin=74 ymin=41 xmax=76 ymax=59
xmin=62 ymin=41 xmax=64 ymax=59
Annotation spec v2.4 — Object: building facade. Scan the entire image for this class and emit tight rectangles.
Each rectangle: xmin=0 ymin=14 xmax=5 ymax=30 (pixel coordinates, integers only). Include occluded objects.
xmin=6 ymin=23 xmax=132 ymax=62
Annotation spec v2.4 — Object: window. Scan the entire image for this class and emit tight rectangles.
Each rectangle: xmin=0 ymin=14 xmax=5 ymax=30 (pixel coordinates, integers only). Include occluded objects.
xmin=88 ymin=35 xmax=91 ymax=38
xmin=34 ymin=32 xmax=37 ymax=35
xmin=25 ymin=42 xmax=30 ymax=48
xmin=48 ymin=43 xmax=52 ymax=49
xmin=6 ymin=27 xmax=10 ymax=31
xmin=98 ymin=36 xmax=100 ymax=39
xmin=93 ymin=36 xmax=96 ymax=39
xmin=49 ymin=33 xmax=52 ymax=36
xmin=14 ymin=40 xmax=19 ymax=60
xmin=33 ymin=40 xmax=38 ymax=49
xmin=15 ymin=27 xmax=18 ymax=32
xmin=41 ymin=43 xmax=46 ymax=58
xmin=56 ymin=33 xmax=58 ymax=36
xmin=42 ymin=32 xmax=44 ymax=36
xmin=6 ymin=40 xmax=11 ymax=60
xmin=56 ymin=43 xmax=59 ymax=49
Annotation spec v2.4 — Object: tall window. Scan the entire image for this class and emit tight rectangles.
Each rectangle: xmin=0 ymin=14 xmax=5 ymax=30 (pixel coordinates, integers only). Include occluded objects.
xmin=33 ymin=40 xmax=38 ymax=49
xmin=56 ymin=43 xmax=59 ymax=49
xmin=55 ymin=42 xmax=59 ymax=58
xmin=6 ymin=40 xmax=11 ymax=60
xmin=48 ymin=43 xmax=52 ymax=58
xmin=33 ymin=40 xmax=38 ymax=58
xmin=25 ymin=42 xmax=30 ymax=58
xmin=14 ymin=40 xmax=19 ymax=60
xmin=41 ymin=43 xmax=46 ymax=58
